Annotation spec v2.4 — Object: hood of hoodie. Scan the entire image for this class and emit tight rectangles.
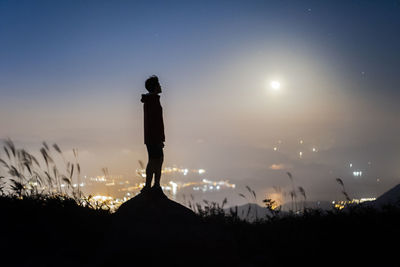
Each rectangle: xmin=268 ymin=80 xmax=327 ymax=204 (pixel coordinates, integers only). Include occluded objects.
xmin=141 ymin=93 xmax=160 ymax=103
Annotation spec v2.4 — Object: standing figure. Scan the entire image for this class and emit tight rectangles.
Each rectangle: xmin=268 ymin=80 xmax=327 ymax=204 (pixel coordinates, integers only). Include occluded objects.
xmin=141 ymin=75 xmax=165 ymax=193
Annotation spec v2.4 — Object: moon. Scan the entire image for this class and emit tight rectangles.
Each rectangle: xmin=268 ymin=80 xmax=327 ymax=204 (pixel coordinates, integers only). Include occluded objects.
xmin=270 ymin=81 xmax=281 ymax=90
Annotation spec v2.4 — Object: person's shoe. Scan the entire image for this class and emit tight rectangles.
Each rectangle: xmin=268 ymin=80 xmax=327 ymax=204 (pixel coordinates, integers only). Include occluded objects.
xmin=152 ymin=184 xmax=162 ymax=191
xmin=152 ymin=185 xmax=164 ymax=195
xmin=140 ymin=186 xmax=151 ymax=194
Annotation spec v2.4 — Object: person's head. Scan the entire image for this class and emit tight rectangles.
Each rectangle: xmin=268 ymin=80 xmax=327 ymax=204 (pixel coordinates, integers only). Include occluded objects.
xmin=145 ymin=75 xmax=162 ymax=94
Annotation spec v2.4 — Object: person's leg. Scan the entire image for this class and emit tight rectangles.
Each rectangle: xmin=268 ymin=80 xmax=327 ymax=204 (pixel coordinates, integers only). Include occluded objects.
xmin=144 ymin=144 xmax=155 ymax=189
xmin=145 ymin=158 xmax=155 ymax=188
xmin=153 ymin=156 xmax=163 ymax=187
xmin=153 ymin=144 xmax=164 ymax=187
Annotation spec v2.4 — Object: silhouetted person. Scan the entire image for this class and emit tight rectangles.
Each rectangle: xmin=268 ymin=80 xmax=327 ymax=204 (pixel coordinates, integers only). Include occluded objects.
xmin=141 ymin=75 xmax=165 ymax=193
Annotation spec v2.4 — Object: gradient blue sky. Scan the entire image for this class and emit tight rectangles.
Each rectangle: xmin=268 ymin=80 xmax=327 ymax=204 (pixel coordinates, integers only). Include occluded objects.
xmin=1 ymin=0 xmax=400 ymax=204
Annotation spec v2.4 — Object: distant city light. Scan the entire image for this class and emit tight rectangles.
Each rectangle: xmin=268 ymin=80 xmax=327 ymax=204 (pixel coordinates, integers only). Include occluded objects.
xmin=332 ymin=197 xmax=376 ymax=209
xmin=92 ymin=195 xmax=113 ymax=202
xmin=70 ymin=165 xmax=233 ymax=210
xmin=169 ymin=181 xmax=178 ymax=195
xmin=360 ymin=198 xmax=376 ymax=203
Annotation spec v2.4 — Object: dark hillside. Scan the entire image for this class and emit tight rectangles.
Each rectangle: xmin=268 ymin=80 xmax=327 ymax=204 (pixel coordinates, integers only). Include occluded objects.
xmin=1 ymin=192 xmax=400 ymax=267
xmin=0 ymin=195 xmax=110 ymax=267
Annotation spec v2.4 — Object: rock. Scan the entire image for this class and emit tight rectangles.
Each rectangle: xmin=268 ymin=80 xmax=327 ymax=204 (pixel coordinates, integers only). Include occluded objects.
xmin=111 ymin=187 xmax=202 ymax=246
xmin=99 ymin=187 xmax=236 ymax=266
xmin=115 ymin=187 xmax=199 ymax=225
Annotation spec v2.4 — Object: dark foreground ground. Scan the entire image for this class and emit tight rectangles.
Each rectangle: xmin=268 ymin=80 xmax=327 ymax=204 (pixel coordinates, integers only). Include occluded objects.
xmin=1 ymin=192 xmax=399 ymax=267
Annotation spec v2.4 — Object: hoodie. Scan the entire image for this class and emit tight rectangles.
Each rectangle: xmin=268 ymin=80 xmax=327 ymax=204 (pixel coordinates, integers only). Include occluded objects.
xmin=141 ymin=93 xmax=165 ymax=144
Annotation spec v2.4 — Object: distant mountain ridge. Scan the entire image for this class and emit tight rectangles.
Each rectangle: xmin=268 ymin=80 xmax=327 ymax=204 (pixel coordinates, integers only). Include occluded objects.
xmin=224 ymin=183 xmax=400 ymax=220
xmin=372 ymin=183 xmax=400 ymax=208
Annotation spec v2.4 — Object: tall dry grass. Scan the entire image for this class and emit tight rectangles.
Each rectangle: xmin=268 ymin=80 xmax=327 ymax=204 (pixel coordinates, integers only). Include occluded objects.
xmin=0 ymin=138 xmax=109 ymax=211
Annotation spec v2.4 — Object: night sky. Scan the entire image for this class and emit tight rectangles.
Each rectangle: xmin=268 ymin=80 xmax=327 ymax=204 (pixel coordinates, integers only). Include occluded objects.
xmin=1 ymin=0 xmax=399 ymax=204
